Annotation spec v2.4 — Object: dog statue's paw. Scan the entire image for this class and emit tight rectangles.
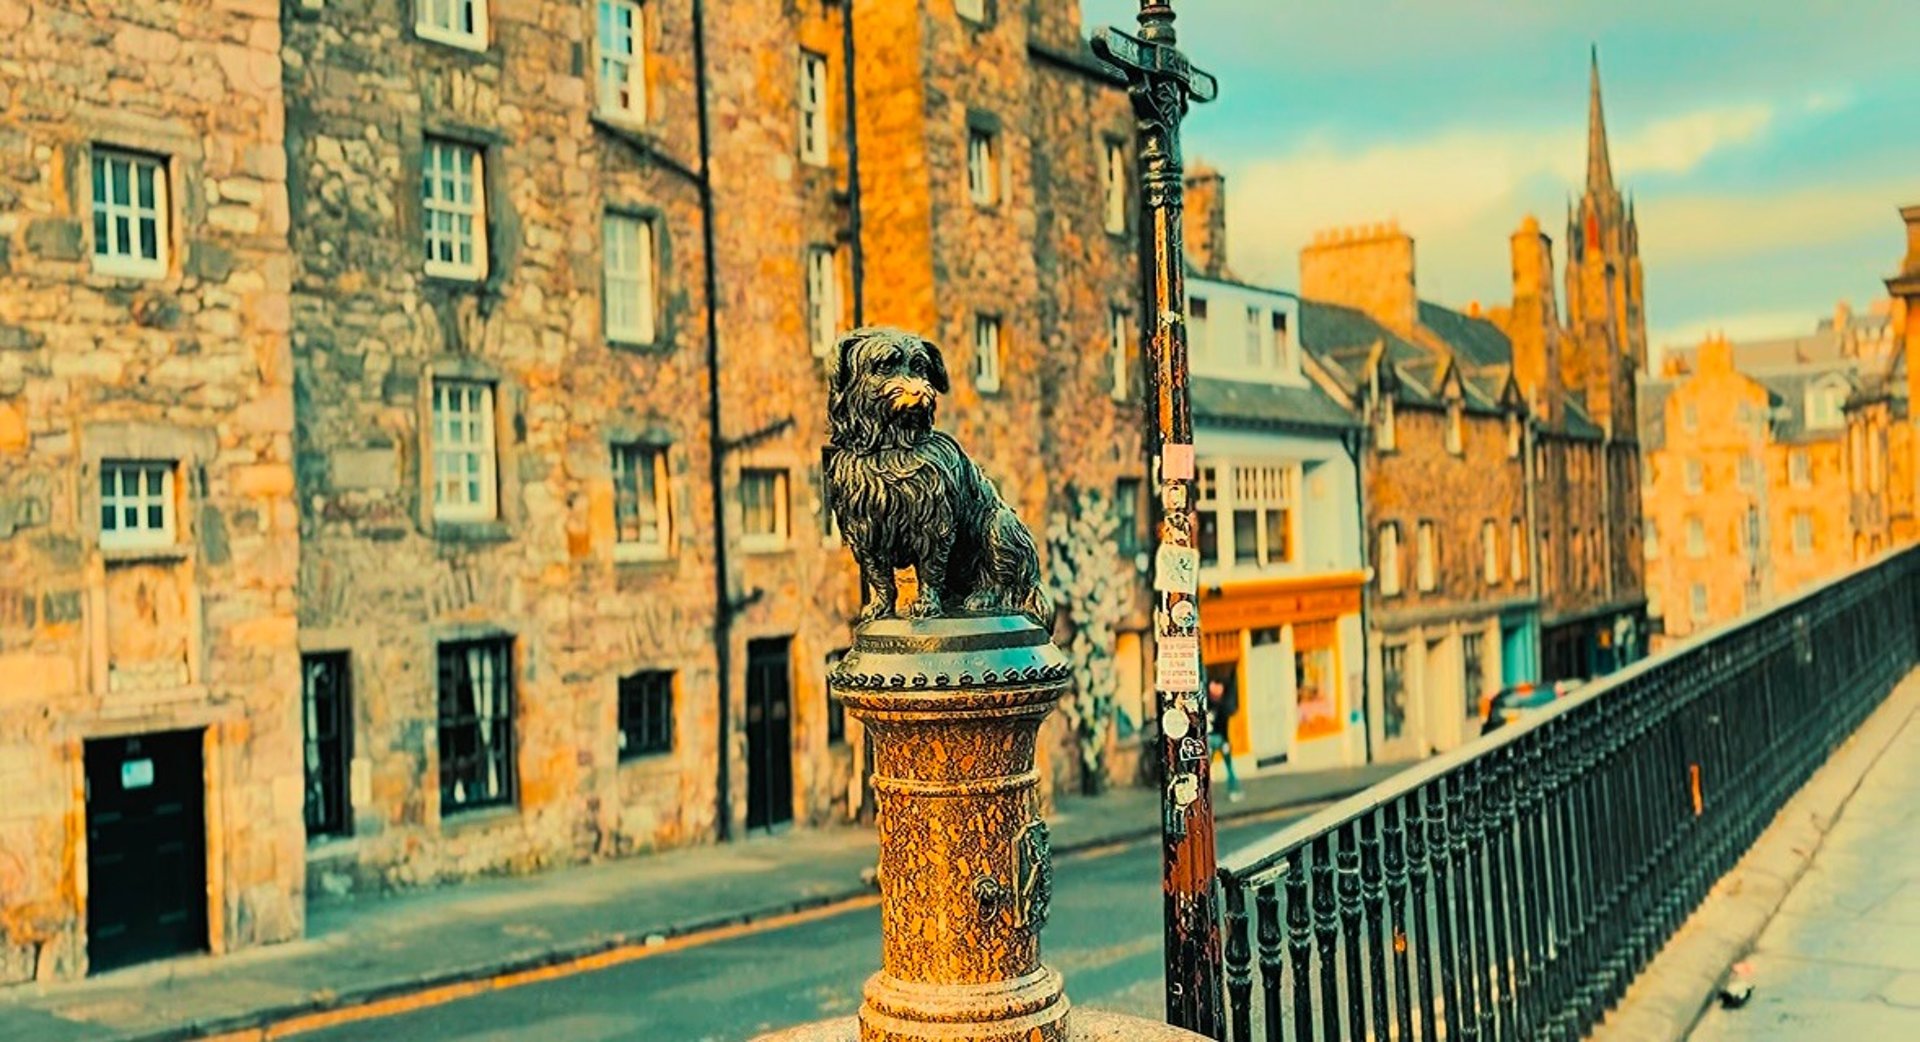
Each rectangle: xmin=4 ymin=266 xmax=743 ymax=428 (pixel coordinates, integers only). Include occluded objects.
xmin=858 ymin=599 xmax=896 ymax=624
xmin=904 ymin=592 xmax=944 ymax=620
xmin=961 ymin=590 xmax=1002 ymax=614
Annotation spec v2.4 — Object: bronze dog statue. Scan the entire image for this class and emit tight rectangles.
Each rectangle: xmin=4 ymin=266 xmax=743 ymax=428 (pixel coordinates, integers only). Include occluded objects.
xmin=825 ymin=327 xmax=1053 ymax=626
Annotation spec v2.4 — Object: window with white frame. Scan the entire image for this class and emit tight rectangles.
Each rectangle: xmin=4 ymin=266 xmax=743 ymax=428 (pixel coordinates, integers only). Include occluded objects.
xmin=1415 ymin=521 xmax=1437 ymax=591
xmin=596 ymin=0 xmax=646 ymax=118
xmin=90 ymin=149 xmax=168 ymax=277
xmin=1481 ymin=520 xmax=1499 ymax=584
xmin=1103 ymin=139 xmax=1126 ymax=234
xmin=1445 ymin=402 xmax=1464 ymax=455
xmin=1507 ymin=414 xmax=1522 ymax=459
xmin=1196 ymin=465 xmax=1220 ymax=567
xmin=416 ymin=0 xmax=488 ymax=50
xmin=799 ymin=50 xmax=829 ymax=166
xmin=1109 ymin=307 xmax=1129 ymax=401
xmin=740 ymin=468 xmax=790 ymax=550
xmin=431 ymin=380 xmax=497 ymax=522
xmin=973 ymin=315 xmax=1002 ymax=392
xmin=1792 ymin=512 xmax=1814 ymax=556
xmin=956 ymin=0 xmax=985 ymax=22
xmin=423 ymin=140 xmax=487 ymax=280
xmin=966 ymin=127 xmax=998 ymax=205
xmin=807 ymin=246 xmax=839 ymax=357
xmin=1188 ymin=296 xmax=1210 ymax=361
xmin=1378 ymin=523 xmax=1401 ymax=596
xmin=1685 ymin=459 xmax=1703 ymax=494
xmin=1243 ymin=306 xmax=1264 ymax=366
xmin=1199 ymin=463 xmax=1295 ymax=568
xmin=1272 ymin=311 xmax=1292 ymax=372
xmin=99 ymin=461 xmax=175 ymax=550
xmin=1376 ymin=394 xmax=1396 ymax=451
xmin=1685 ymin=516 xmax=1706 ymax=558
xmin=1690 ymin=583 xmax=1708 ymax=623
xmin=1510 ymin=518 xmax=1526 ymax=579
xmin=1790 ymin=448 xmax=1812 ymax=489
xmin=611 ymin=443 xmax=671 ymax=559
xmin=604 ymin=212 xmax=657 ymax=344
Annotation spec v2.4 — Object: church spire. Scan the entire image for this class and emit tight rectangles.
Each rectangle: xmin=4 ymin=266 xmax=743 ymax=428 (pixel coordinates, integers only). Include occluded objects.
xmin=1587 ymin=45 xmax=1615 ymax=195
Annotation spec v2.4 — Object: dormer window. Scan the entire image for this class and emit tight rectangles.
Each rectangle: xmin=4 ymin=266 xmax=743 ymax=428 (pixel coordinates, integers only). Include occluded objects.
xmin=1272 ymin=311 xmax=1292 ymax=372
xmin=1806 ymin=381 xmax=1847 ymax=430
xmin=1445 ymin=401 xmax=1464 ymax=455
xmin=1376 ymin=393 xmax=1396 ymax=452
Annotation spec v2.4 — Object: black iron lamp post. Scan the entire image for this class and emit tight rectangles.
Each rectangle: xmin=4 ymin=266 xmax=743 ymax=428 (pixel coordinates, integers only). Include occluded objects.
xmin=1091 ymin=2 xmax=1223 ymax=1035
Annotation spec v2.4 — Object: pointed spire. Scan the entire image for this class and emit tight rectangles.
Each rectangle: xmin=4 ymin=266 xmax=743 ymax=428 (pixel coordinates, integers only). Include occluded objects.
xmin=1587 ymin=45 xmax=1615 ymax=194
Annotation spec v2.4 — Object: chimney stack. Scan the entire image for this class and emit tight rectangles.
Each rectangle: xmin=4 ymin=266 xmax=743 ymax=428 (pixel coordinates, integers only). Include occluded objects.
xmin=1299 ymin=221 xmax=1418 ymax=337
xmin=1184 ymin=165 xmax=1228 ymax=279
xmin=1504 ymin=215 xmax=1563 ymax=424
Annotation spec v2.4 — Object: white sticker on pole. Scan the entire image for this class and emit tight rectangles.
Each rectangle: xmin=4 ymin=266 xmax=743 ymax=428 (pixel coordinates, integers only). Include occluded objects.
xmin=1154 ymin=545 xmax=1200 ymax=594
xmin=1155 ymin=635 xmax=1201 ymax=692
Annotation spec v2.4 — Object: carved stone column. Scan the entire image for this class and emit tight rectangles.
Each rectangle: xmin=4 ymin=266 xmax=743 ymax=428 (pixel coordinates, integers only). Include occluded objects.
xmin=844 ymin=614 xmax=1070 ymax=1042
xmin=755 ymin=613 xmax=1207 ymax=1042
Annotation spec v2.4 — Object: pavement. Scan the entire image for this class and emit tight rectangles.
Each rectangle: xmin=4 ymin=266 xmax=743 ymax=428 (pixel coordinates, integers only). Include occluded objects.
xmin=1597 ymin=670 xmax=1920 ymax=1042
xmin=0 ymin=762 xmax=1404 ymax=1042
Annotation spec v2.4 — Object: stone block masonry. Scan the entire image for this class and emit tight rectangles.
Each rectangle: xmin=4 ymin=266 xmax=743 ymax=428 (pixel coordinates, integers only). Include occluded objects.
xmin=1 ymin=0 xmax=1152 ymax=984
xmin=0 ymin=0 xmax=301 ymax=983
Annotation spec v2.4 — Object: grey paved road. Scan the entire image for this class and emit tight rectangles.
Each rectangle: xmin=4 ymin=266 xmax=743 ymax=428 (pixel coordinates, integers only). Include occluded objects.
xmin=299 ymin=814 xmax=1297 ymax=1042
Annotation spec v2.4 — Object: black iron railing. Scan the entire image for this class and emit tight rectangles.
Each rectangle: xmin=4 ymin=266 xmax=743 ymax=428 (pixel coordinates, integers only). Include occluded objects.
xmin=1211 ymin=547 xmax=1920 ymax=1041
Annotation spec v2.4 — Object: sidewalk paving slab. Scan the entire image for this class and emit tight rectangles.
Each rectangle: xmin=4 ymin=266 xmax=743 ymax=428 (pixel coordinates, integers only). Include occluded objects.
xmin=0 ymin=763 xmax=1403 ymax=1042
xmin=1595 ymin=671 xmax=1920 ymax=1042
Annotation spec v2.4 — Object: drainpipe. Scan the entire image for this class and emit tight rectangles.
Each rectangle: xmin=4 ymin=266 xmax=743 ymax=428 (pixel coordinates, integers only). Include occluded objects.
xmin=1343 ymin=425 xmax=1373 ymax=765
xmin=1523 ymin=412 xmax=1540 ymax=683
xmin=691 ymin=0 xmax=733 ymax=843
xmin=839 ymin=0 xmax=864 ymax=326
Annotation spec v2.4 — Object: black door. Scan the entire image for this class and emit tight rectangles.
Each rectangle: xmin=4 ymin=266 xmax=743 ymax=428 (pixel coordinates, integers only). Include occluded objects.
xmin=84 ymin=730 xmax=207 ymax=974
xmin=745 ymin=638 xmax=794 ymax=831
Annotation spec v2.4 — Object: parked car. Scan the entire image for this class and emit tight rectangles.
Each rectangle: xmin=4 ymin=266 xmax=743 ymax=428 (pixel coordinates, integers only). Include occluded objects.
xmin=1479 ymin=679 xmax=1584 ymax=736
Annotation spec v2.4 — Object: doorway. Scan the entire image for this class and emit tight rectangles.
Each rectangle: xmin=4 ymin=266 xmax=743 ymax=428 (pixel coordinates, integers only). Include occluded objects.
xmin=745 ymin=638 xmax=794 ymax=832
xmin=84 ymin=729 xmax=207 ymax=974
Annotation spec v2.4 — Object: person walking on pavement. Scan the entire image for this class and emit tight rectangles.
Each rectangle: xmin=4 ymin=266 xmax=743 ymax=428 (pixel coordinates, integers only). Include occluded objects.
xmin=1207 ymin=675 xmax=1244 ymax=802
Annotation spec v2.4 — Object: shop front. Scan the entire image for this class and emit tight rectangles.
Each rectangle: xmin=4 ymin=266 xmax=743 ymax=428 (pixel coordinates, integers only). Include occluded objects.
xmin=1200 ymin=571 xmax=1368 ymax=774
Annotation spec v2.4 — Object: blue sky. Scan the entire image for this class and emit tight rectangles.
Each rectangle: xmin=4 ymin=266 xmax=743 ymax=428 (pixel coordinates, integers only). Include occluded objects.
xmin=1080 ymin=0 xmax=1920 ymax=356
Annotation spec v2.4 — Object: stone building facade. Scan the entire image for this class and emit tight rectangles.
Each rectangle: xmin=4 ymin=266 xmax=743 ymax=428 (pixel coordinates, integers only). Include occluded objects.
xmin=0 ymin=0 xmax=302 ymax=981
xmin=1289 ymin=222 xmax=1537 ymax=759
xmin=1853 ymin=207 xmax=1920 ymax=556
xmin=1 ymin=0 xmax=1148 ymax=980
xmin=1640 ymin=335 xmax=1860 ymax=644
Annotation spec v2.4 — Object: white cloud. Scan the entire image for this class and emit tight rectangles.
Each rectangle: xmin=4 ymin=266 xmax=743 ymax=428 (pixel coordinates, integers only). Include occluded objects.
xmin=1635 ymin=179 xmax=1905 ymax=264
xmin=1218 ymin=100 xmax=1780 ymax=287
xmin=1612 ymin=104 xmax=1773 ymax=176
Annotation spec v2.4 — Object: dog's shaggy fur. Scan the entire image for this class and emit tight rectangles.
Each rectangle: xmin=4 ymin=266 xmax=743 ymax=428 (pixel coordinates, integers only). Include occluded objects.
xmin=824 ymin=327 xmax=1053 ymax=626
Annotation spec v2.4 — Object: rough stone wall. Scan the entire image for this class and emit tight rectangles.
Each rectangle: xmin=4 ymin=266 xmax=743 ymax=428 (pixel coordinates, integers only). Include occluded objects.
xmin=705 ymin=0 xmax=862 ymax=831
xmin=285 ymin=0 xmax=726 ymax=893
xmin=1642 ymin=360 xmax=1772 ymax=639
xmin=1368 ymin=404 xmax=1529 ymax=627
xmin=1767 ymin=436 xmax=1851 ymax=596
xmin=0 ymin=0 xmax=301 ymax=981
xmin=1027 ymin=26 xmax=1151 ymax=790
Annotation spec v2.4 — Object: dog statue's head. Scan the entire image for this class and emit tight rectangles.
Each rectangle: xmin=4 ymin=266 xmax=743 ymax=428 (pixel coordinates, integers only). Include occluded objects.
xmin=826 ymin=327 xmax=951 ymax=452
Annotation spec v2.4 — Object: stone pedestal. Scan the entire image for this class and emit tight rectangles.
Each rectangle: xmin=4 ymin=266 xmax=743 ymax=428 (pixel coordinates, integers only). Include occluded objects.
xmin=753 ymin=614 xmax=1206 ymax=1042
